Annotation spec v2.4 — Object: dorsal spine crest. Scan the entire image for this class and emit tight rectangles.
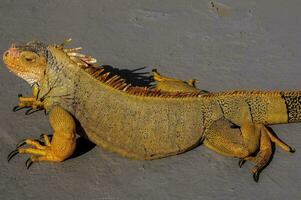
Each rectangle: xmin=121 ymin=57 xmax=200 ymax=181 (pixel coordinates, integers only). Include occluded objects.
xmin=56 ymin=41 xmax=301 ymax=100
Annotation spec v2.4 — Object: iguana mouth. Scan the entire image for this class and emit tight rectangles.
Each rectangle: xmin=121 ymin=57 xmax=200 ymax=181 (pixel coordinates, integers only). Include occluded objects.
xmin=3 ymin=43 xmax=21 ymax=72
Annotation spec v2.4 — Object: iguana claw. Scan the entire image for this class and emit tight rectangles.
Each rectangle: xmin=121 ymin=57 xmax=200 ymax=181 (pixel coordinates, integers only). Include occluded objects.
xmin=12 ymin=105 xmax=28 ymax=112
xmin=7 ymin=149 xmax=19 ymax=162
xmin=238 ymin=159 xmax=245 ymax=168
xmin=25 ymin=158 xmax=33 ymax=169
xmin=289 ymin=147 xmax=296 ymax=153
xmin=253 ymin=172 xmax=260 ymax=182
xmin=16 ymin=139 xmax=27 ymax=148
xmin=25 ymin=107 xmax=44 ymax=115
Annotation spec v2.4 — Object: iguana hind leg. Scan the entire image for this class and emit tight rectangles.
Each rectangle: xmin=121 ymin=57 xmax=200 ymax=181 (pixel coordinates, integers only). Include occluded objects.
xmin=151 ymin=69 xmax=208 ymax=93
xmin=203 ymin=118 xmax=295 ymax=182
xmin=243 ymin=127 xmax=272 ymax=182
xmin=8 ymin=106 xmax=76 ymax=167
xmin=203 ymin=118 xmax=262 ymax=181
xmin=203 ymin=118 xmax=258 ymax=158
xmin=241 ymin=125 xmax=295 ymax=181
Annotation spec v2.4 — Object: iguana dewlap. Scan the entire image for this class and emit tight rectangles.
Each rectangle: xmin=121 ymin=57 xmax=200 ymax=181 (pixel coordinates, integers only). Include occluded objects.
xmin=3 ymin=40 xmax=299 ymax=182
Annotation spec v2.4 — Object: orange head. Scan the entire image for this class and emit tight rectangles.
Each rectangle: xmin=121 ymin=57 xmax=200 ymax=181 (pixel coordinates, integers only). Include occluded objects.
xmin=3 ymin=41 xmax=47 ymax=85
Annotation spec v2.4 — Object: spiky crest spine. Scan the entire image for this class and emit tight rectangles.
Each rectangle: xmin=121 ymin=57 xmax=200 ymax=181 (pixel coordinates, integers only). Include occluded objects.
xmin=56 ymin=40 xmax=301 ymax=99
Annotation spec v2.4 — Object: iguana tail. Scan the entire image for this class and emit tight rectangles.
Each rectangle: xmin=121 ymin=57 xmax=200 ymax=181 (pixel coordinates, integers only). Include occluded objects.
xmin=252 ymin=91 xmax=301 ymax=124
xmin=280 ymin=91 xmax=301 ymax=123
xmin=210 ymin=90 xmax=301 ymax=125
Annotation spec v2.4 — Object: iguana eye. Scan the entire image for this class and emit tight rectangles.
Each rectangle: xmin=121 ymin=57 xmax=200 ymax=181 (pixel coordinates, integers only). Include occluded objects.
xmin=22 ymin=52 xmax=38 ymax=62
xmin=25 ymin=57 xmax=35 ymax=62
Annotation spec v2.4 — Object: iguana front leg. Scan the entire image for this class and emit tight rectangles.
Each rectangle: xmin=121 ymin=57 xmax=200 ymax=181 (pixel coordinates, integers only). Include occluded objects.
xmin=13 ymin=83 xmax=44 ymax=114
xmin=8 ymin=106 xmax=76 ymax=168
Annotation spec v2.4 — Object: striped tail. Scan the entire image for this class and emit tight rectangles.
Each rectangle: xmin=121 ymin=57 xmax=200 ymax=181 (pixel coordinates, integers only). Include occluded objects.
xmin=281 ymin=91 xmax=301 ymax=123
xmin=209 ymin=90 xmax=301 ymax=125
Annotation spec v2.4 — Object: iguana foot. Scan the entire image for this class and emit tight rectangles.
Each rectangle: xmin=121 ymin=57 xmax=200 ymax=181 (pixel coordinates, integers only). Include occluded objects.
xmin=265 ymin=127 xmax=295 ymax=153
xmin=7 ymin=106 xmax=76 ymax=168
xmin=13 ymin=83 xmax=44 ymax=114
xmin=13 ymin=95 xmax=44 ymax=114
xmin=8 ymin=137 xmax=53 ymax=168
xmin=239 ymin=125 xmax=295 ymax=182
xmin=151 ymin=69 xmax=203 ymax=93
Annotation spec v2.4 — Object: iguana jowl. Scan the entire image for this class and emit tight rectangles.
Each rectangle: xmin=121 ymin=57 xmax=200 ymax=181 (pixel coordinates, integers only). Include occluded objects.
xmin=3 ymin=39 xmax=299 ymax=182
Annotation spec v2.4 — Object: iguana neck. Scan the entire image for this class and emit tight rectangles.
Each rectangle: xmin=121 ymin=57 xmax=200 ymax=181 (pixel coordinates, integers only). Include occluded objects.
xmin=38 ymin=46 xmax=79 ymax=112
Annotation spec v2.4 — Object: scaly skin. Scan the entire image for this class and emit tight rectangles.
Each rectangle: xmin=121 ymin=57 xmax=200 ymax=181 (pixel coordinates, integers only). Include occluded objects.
xmin=3 ymin=39 xmax=299 ymax=182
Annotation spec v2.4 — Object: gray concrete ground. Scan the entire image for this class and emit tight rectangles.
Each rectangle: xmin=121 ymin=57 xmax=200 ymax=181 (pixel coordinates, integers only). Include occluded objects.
xmin=1 ymin=0 xmax=301 ymax=199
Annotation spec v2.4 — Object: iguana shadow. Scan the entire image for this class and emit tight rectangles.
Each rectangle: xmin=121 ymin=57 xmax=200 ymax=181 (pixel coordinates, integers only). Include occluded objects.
xmin=101 ymin=65 xmax=154 ymax=87
xmin=68 ymin=118 xmax=96 ymax=159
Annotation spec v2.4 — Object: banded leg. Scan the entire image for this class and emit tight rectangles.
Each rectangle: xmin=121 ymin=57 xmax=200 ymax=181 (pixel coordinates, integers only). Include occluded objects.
xmin=8 ymin=106 xmax=76 ymax=167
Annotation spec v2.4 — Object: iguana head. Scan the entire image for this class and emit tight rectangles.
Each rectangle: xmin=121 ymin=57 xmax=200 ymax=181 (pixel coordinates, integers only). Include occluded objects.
xmin=3 ymin=41 xmax=48 ymax=85
xmin=3 ymin=39 xmax=97 ymax=86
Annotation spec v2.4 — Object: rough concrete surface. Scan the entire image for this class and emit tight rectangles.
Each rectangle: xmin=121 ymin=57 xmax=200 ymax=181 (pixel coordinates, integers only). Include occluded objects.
xmin=0 ymin=0 xmax=301 ymax=199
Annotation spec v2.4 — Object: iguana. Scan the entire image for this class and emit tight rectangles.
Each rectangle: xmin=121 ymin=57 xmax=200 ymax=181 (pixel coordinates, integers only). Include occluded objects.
xmin=3 ymin=39 xmax=298 ymax=182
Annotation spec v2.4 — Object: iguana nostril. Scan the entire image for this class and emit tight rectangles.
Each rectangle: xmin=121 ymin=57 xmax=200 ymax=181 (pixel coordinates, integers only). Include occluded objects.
xmin=4 ymin=48 xmax=20 ymax=58
xmin=4 ymin=51 xmax=9 ymax=57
